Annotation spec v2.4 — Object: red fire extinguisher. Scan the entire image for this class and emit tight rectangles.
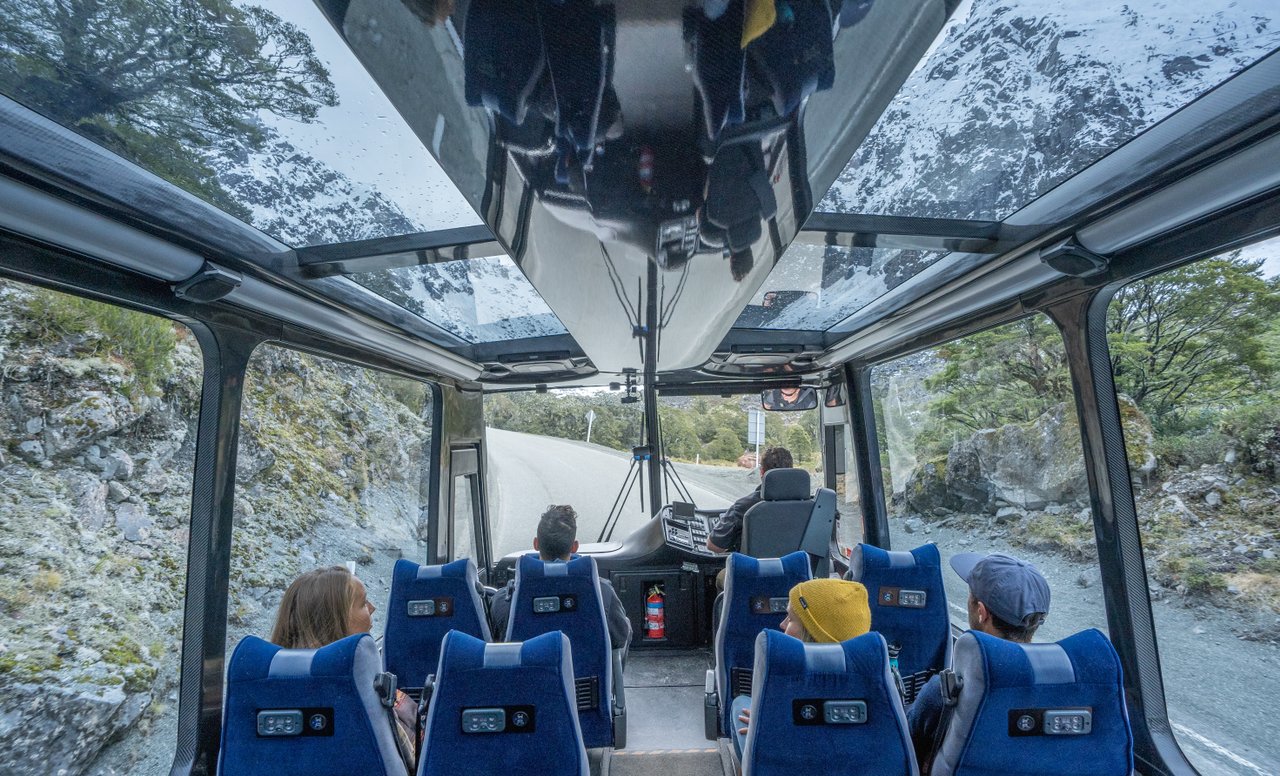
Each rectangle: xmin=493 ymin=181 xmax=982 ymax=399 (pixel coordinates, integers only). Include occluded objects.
xmin=646 ymin=585 xmax=666 ymax=639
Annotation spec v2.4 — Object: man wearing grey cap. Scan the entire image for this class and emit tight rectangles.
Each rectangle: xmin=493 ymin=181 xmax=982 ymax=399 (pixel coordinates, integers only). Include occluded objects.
xmin=908 ymin=552 xmax=1051 ymax=771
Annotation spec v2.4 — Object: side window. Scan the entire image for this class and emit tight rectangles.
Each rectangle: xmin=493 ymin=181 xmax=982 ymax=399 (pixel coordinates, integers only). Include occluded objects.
xmin=1107 ymin=238 xmax=1280 ymax=775
xmin=229 ymin=345 xmax=434 ymax=653
xmin=870 ymin=314 xmax=1108 ymax=641
xmin=0 ymin=280 xmax=201 ymax=774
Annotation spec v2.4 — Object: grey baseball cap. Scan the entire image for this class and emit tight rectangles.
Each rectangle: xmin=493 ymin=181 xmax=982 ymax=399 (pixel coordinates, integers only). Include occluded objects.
xmin=949 ymin=552 xmax=1051 ymax=627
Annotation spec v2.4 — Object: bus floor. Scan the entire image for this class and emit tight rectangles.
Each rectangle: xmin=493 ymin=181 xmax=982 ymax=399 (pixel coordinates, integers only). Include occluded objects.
xmin=604 ymin=648 xmax=730 ymax=776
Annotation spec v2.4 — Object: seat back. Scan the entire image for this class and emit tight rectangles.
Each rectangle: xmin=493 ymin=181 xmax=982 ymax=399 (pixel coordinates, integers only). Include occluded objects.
xmin=384 ymin=557 xmax=492 ymax=691
xmin=463 ymin=0 xmax=545 ymax=124
xmin=419 ymin=631 xmax=588 ymax=776
xmin=742 ymin=630 xmax=918 ymax=776
xmin=742 ymin=469 xmax=836 ymax=575
xmin=933 ymin=629 xmax=1133 ymax=776
xmin=219 ymin=634 xmax=402 ymax=776
xmin=506 ymin=554 xmax=613 ymax=747
xmin=745 ymin=0 xmax=836 ymax=118
xmin=714 ymin=551 xmax=811 ymax=736
xmin=847 ymin=542 xmax=951 ymax=701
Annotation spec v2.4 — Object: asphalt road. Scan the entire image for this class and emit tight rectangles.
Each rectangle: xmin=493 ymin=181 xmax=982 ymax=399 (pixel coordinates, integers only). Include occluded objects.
xmin=485 ymin=428 xmax=740 ymax=559
xmin=487 ymin=429 xmax=1280 ymax=776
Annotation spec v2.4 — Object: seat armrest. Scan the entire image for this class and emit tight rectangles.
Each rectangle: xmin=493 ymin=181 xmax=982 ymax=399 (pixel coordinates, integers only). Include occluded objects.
xmin=704 ymin=669 xmax=720 ymax=741
xmin=612 ymin=648 xmax=628 ymax=749
xmin=611 ymin=648 xmax=627 ymax=714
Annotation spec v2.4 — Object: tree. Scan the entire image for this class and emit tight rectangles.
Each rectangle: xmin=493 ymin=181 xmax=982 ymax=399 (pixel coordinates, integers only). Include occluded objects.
xmin=924 ymin=313 xmax=1069 ymax=442
xmin=658 ymin=406 xmax=699 ymax=459
xmin=1108 ymin=255 xmax=1280 ymax=427
xmin=785 ymin=424 xmax=814 ymax=463
xmin=0 ymin=0 xmax=337 ymax=217
xmin=706 ymin=428 xmax=743 ymax=461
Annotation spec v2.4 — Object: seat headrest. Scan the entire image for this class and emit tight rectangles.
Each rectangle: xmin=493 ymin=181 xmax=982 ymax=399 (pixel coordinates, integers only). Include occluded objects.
xmin=958 ymin=628 xmax=1122 ymax=689
xmin=516 ymin=553 xmax=597 ymax=579
xmin=762 ymin=468 xmax=810 ymax=501
xmin=848 ymin=542 xmax=941 ymax=580
xmin=227 ymin=633 xmax=375 ymax=684
xmin=440 ymin=630 xmax=568 ymax=672
xmin=727 ymin=550 xmax=812 ymax=581
xmin=398 ymin=556 xmax=477 ymax=581
xmin=756 ymin=629 xmax=888 ymax=677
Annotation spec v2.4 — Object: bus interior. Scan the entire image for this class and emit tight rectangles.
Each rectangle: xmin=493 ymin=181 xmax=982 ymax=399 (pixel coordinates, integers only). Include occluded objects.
xmin=1 ymin=0 xmax=1279 ymax=774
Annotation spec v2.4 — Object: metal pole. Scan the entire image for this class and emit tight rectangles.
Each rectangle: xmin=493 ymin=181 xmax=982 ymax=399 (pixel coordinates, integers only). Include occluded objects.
xmin=643 ymin=260 xmax=663 ymax=514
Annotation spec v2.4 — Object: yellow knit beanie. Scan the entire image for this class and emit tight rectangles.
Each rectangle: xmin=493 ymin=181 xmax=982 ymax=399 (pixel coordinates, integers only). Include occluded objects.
xmin=789 ymin=579 xmax=871 ymax=643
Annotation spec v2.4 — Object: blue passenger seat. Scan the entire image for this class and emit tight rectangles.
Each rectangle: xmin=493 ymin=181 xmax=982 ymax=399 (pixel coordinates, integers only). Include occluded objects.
xmin=846 ymin=542 xmax=951 ymax=702
xmin=383 ymin=557 xmax=492 ymax=693
xmin=418 ymin=630 xmax=588 ymax=776
xmin=932 ymin=628 xmax=1133 ymax=776
xmin=220 ymin=633 xmax=405 ymax=776
xmin=505 ymin=554 xmax=621 ymax=748
xmin=740 ymin=629 xmax=918 ymax=776
xmin=707 ymin=551 xmax=812 ymax=739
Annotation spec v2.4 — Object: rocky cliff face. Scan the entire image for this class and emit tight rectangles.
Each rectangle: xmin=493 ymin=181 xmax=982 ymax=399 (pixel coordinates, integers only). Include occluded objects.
xmin=0 ymin=283 xmax=201 ymax=775
xmin=0 ymin=282 xmax=434 ymax=776
xmin=902 ymin=397 xmax=1153 ymax=516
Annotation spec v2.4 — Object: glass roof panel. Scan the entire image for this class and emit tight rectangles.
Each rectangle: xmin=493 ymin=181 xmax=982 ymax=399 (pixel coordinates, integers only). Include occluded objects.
xmin=734 ymin=243 xmax=948 ymax=331
xmin=350 ymin=256 xmax=568 ymax=344
xmin=820 ymin=0 xmax=1280 ymax=221
xmin=0 ymin=0 xmax=478 ymax=248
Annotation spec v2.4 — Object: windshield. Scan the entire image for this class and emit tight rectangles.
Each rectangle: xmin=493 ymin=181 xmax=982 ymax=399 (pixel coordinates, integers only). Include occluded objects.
xmin=483 ymin=391 xmax=821 ymax=559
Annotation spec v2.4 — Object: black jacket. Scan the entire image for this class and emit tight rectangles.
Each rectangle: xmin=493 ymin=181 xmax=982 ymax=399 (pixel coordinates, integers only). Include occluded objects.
xmin=707 ymin=485 xmax=764 ymax=552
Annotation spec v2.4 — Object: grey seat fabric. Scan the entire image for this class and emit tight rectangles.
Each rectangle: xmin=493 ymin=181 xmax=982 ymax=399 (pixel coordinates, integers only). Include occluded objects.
xmin=741 ymin=469 xmax=836 ymax=576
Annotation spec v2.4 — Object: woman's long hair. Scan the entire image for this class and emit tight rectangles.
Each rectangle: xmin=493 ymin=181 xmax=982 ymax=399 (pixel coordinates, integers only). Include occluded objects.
xmin=270 ymin=566 xmax=356 ymax=649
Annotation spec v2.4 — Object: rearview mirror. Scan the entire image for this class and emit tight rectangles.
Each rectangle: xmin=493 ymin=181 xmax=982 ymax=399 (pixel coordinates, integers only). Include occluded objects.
xmin=761 ymin=387 xmax=818 ymax=411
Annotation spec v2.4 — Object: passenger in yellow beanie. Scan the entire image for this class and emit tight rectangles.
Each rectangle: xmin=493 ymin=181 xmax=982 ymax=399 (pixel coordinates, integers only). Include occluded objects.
xmin=732 ymin=580 xmax=873 ymax=760
xmin=782 ymin=579 xmax=871 ymax=643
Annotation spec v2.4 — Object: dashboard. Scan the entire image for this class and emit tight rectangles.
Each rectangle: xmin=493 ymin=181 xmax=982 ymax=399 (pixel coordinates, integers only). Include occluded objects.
xmin=660 ymin=503 xmax=725 ymax=558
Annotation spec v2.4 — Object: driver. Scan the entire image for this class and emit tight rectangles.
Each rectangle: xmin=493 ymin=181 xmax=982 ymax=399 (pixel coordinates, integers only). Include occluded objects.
xmin=706 ymin=446 xmax=794 ymax=554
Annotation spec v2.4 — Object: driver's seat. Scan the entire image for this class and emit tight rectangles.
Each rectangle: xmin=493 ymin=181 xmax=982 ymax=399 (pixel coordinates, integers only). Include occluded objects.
xmin=741 ymin=469 xmax=836 ymax=577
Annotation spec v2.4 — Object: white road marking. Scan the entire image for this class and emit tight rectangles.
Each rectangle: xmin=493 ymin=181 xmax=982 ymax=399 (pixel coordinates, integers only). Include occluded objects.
xmin=949 ymin=602 xmax=968 ymax=619
xmin=1172 ymin=723 xmax=1270 ymax=776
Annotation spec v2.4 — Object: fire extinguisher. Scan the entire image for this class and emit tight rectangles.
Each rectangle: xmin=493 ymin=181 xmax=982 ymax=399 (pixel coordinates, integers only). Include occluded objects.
xmin=646 ymin=585 xmax=666 ymax=640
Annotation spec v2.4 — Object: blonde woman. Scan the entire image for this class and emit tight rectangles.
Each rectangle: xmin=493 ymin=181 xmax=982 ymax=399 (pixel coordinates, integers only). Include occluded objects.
xmin=270 ymin=566 xmax=416 ymax=769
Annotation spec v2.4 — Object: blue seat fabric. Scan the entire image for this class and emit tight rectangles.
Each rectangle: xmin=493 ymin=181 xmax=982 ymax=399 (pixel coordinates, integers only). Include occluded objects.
xmin=220 ymin=633 xmax=402 ymax=776
xmin=419 ymin=631 xmax=588 ymax=776
xmin=715 ymin=551 xmax=812 ymax=736
xmin=506 ymin=554 xmax=614 ymax=747
xmin=934 ymin=628 xmax=1133 ymax=776
xmin=383 ymin=557 xmax=491 ymax=690
xmin=742 ymin=630 xmax=918 ymax=776
xmin=848 ymin=543 xmax=951 ymax=691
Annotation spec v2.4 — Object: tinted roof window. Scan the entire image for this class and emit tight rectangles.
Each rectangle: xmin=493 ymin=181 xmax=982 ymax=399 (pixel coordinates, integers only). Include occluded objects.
xmin=0 ymin=0 xmax=477 ymax=247
xmin=819 ymin=0 xmax=1280 ymax=221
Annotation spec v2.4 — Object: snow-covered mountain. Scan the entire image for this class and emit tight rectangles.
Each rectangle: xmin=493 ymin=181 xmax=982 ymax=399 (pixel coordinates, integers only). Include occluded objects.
xmin=352 ymin=256 xmax=567 ymax=343
xmin=215 ymin=139 xmax=419 ymax=247
xmin=823 ymin=0 xmax=1280 ymax=220
xmin=757 ymin=0 xmax=1280 ymax=332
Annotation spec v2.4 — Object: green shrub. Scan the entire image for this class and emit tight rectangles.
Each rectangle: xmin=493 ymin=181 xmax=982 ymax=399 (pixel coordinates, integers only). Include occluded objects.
xmin=25 ymin=289 xmax=179 ymax=394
